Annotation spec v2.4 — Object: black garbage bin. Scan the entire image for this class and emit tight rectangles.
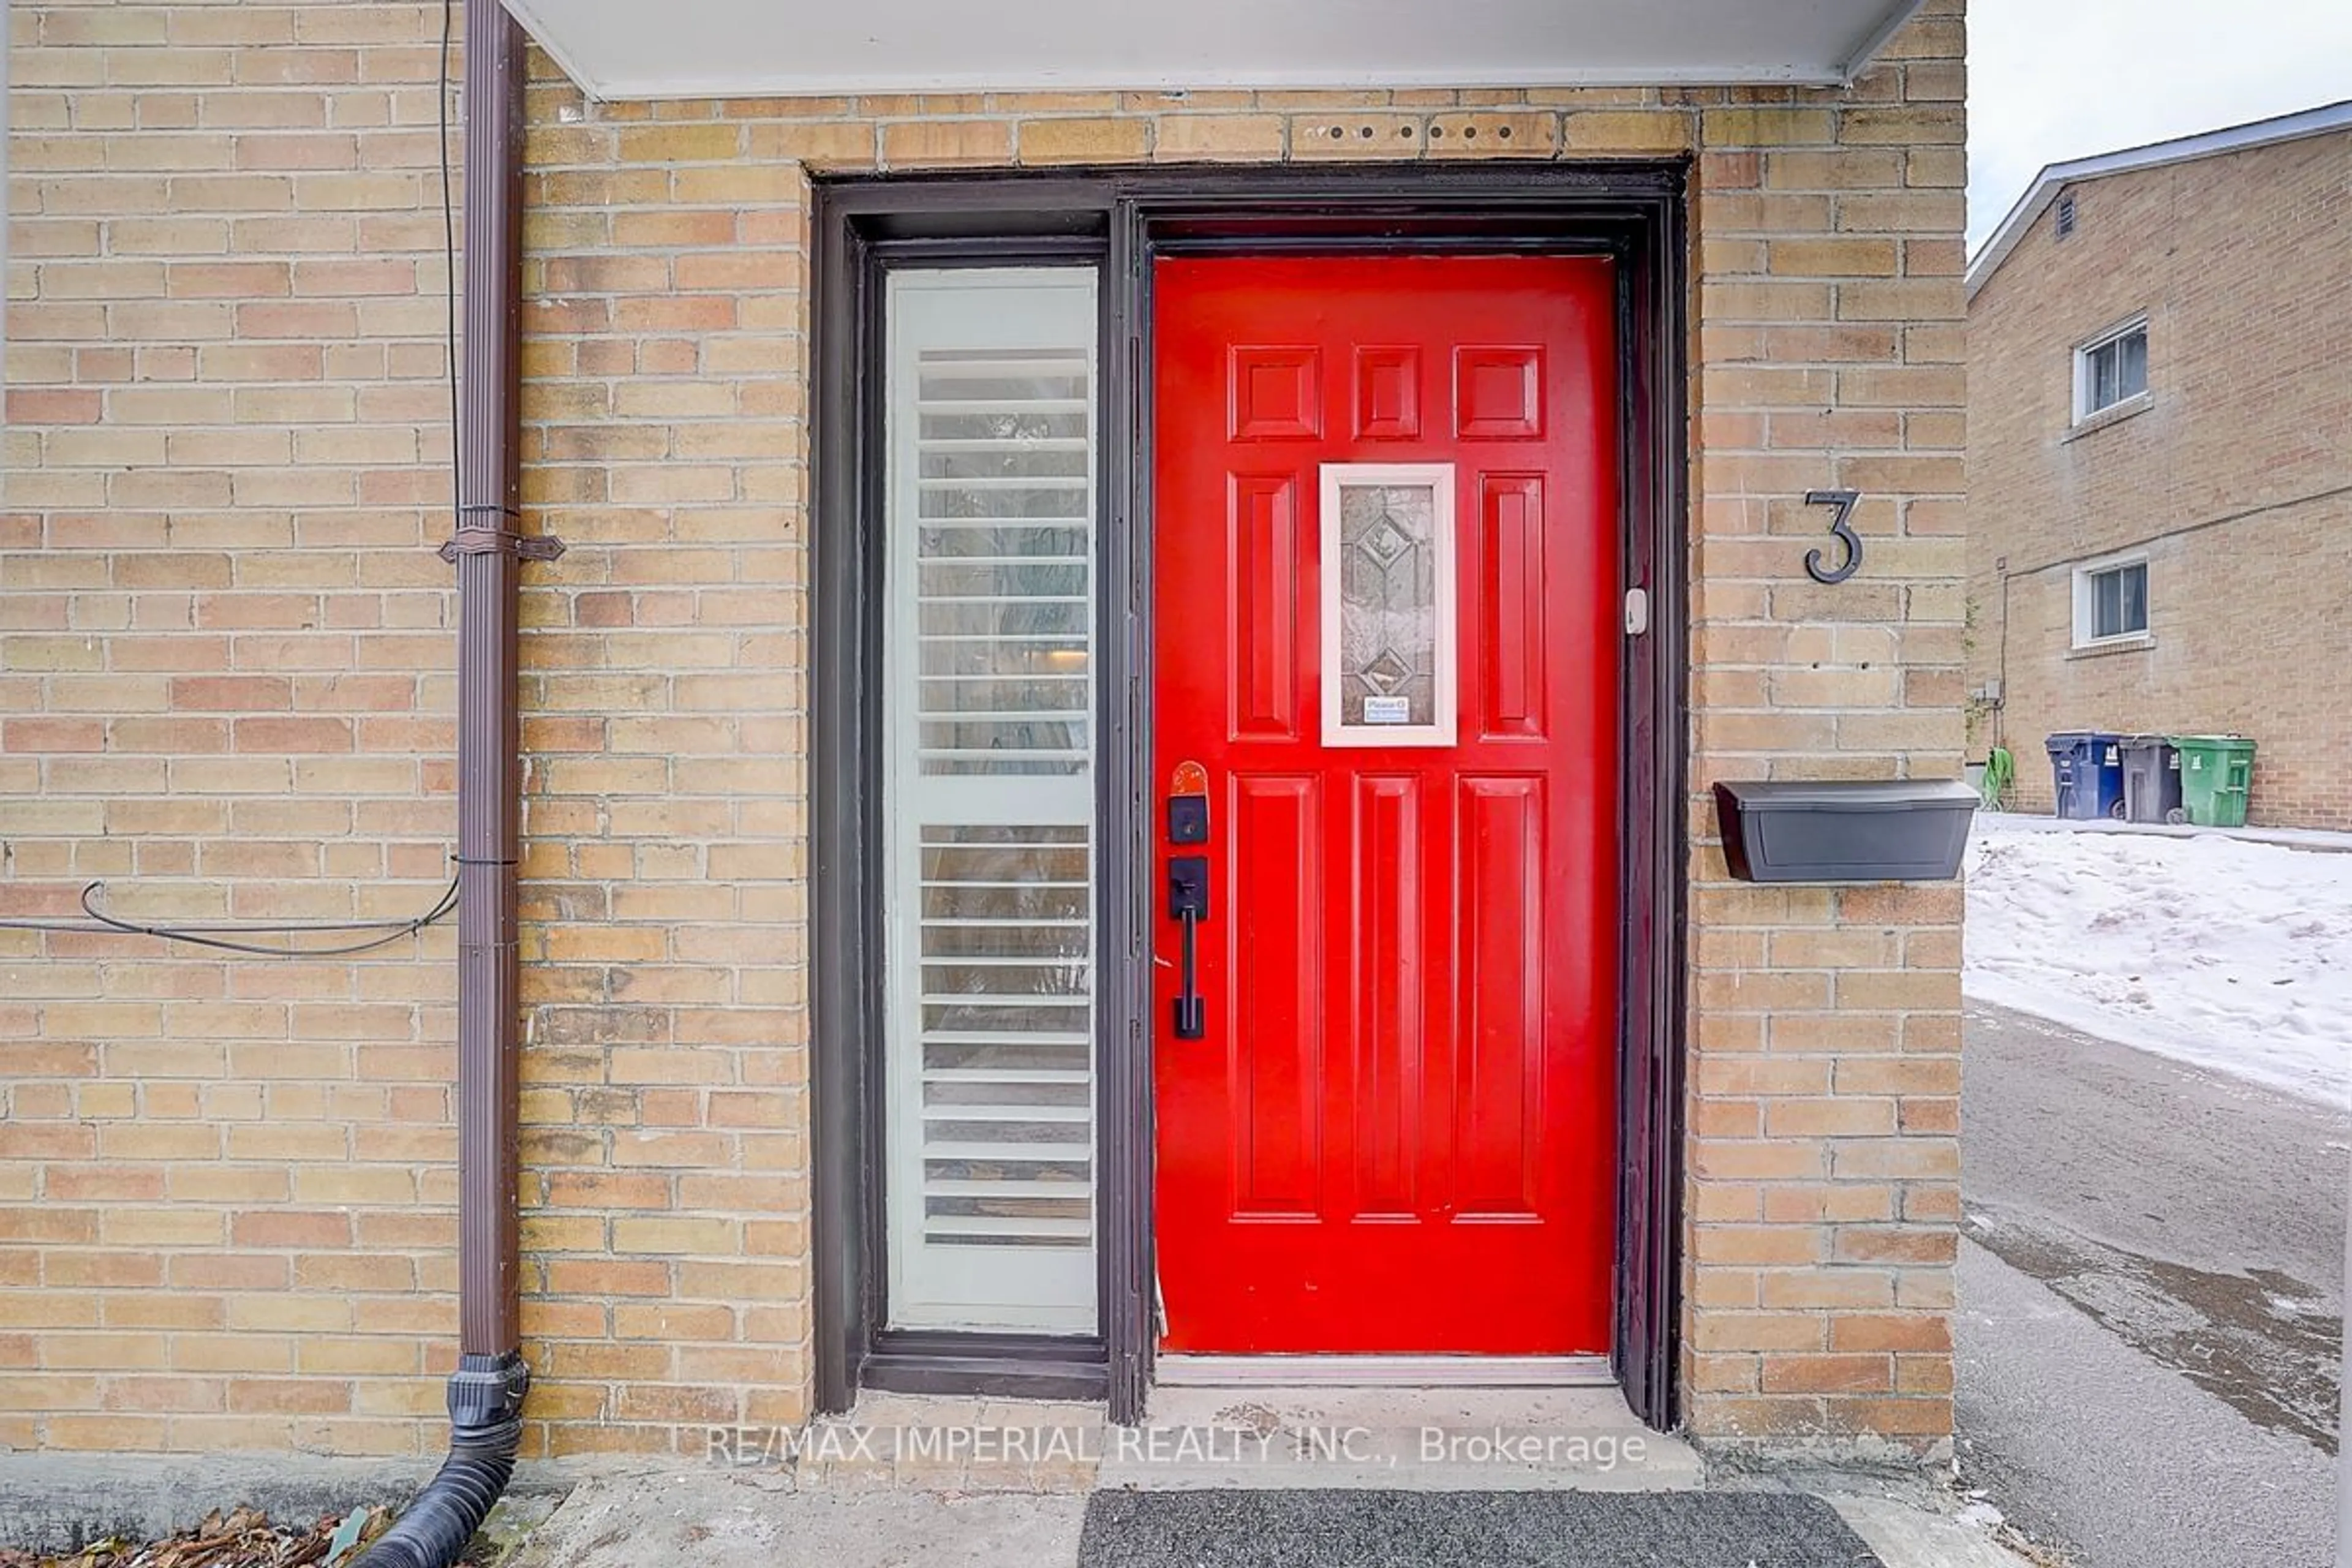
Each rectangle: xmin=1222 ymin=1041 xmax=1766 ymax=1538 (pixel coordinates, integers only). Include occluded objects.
xmin=2118 ymin=735 xmax=2183 ymax=824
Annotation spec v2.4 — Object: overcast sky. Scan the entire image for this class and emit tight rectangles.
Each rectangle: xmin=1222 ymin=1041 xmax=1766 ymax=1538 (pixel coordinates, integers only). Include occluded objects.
xmin=1967 ymin=0 xmax=2352 ymax=253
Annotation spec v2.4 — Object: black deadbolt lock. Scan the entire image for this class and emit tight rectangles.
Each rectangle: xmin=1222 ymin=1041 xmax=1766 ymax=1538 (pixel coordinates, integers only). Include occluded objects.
xmin=1168 ymin=794 xmax=1210 ymax=845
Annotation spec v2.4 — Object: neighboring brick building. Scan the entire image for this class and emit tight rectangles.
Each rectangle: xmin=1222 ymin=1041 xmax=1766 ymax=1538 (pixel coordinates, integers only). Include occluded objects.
xmin=5 ymin=0 xmax=1969 ymax=1468
xmin=1966 ymin=102 xmax=2352 ymax=828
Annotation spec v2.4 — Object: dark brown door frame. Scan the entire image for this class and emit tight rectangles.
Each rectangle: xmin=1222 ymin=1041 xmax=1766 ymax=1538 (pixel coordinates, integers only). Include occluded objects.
xmin=810 ymin=164 xmax=1689 ymax=1429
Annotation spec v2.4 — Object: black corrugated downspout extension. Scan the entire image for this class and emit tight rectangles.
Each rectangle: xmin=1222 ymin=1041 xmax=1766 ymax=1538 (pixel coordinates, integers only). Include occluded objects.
xmin=357 ymin=2 xmax=531 ymax=1564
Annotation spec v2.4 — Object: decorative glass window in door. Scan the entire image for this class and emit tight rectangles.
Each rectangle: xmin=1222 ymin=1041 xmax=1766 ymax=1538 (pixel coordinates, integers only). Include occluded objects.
xmin=1319 ymin=462 xmax=1458 ymax=747
xmin=882 ymin=268 xmax=1098 ymax=1334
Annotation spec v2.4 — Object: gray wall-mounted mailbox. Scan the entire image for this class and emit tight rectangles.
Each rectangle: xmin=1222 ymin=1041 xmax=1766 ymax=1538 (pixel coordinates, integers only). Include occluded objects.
xmin=1713 ymin=779 xmax=1977 ymax=884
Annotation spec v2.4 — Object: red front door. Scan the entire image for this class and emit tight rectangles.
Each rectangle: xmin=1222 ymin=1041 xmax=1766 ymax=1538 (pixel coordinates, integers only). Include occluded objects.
xmin=1152 ymin=255 xmax=1620 ymax=1355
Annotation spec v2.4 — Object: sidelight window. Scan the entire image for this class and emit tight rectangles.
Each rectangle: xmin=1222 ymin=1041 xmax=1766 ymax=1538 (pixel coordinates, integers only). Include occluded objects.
xmin=881 ymin=268 xmax=1099 ymax=1334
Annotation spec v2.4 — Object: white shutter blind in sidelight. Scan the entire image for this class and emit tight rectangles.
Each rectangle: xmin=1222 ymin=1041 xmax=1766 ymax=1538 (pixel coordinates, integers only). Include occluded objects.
xmin=881 ymin=268 xmax=1099 ymax=1333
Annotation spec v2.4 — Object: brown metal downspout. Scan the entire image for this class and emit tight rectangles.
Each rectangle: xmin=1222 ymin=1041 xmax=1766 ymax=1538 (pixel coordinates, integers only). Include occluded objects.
xmin=357 ymin=4 xmax=537 ymax=1562
xmin=452 ymin=0 xmax=529 ymax=1374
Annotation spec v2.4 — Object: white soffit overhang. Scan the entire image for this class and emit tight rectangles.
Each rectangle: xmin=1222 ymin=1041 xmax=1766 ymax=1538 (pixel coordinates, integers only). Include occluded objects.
xmin=500 ymin=0 xmax=1930 ymax=101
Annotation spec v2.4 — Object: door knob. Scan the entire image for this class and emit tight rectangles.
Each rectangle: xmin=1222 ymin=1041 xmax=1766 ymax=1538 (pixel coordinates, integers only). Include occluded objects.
xmin=1166 ymin=854 xmax=1208 ymax=1040
xmin=1164 ymin=761 xmax=1212 ymax=1041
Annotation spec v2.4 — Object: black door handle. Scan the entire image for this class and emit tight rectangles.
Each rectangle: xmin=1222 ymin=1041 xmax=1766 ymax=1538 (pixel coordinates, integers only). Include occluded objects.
xmin=1167 ymin=854 xmax=1208 ymax=1040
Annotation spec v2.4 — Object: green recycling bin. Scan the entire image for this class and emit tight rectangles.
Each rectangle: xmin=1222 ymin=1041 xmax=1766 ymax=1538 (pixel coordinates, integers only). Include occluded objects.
xmin=2168 ymin=734 xmax=2256 ymax=827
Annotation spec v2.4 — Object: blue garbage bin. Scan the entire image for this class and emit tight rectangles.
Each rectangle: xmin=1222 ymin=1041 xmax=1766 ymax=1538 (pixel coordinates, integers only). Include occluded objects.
xmin=2044 ymin=731 xmax=2126 ymax=820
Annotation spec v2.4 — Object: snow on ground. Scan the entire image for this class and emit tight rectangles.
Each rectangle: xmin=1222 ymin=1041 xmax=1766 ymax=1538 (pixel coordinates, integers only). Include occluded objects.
xmin=1964 ymin=815 xmax=2352 ymax=1107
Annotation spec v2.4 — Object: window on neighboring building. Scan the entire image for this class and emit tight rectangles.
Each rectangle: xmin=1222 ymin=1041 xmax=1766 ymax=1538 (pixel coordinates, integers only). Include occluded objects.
xmin=2073 ymin=557 xmax=2149 ymax=647
xmin=2073 ymin=317 xmax=2149 ymax=421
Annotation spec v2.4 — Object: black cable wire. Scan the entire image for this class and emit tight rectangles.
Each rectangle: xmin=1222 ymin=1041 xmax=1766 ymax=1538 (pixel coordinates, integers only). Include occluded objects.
xmin=439 ymin=0 xmax=462 ymax=524
xmin=0 ymin=8 xmax=476 ymax=967
xmin=73 ymin=877 xmax=459 ymax=958
xmin=0 ymin=904 xmax=453 ymax=935
xmin=0 ymin=876 xmax=459 ymax=956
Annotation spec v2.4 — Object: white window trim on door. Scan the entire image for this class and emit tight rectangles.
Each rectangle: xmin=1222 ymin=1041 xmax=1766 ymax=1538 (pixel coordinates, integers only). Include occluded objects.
xmin=881 ymin=265 xmax=1101 ymax=1336
xmin=2071 ymin=312 xmax=2149 ymax=424
xmin=2071 ymin=550 xmax=2150 ymax=649
xmin=1318 ymin=461 xmax=1459 ymax=748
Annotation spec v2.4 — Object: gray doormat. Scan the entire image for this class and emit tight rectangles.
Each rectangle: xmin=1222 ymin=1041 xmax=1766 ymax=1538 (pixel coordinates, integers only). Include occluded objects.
xmin=1079 ymin=1490 xmax=1884 ymax=1568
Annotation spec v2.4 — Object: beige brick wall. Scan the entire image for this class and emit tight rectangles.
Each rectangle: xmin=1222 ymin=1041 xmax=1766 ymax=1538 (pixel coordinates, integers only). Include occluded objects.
xmin=1967 ymin=130 xmax=2352 ymax=827
xmin=1679 ymin=7 xmax=1967 ymax=1434
xmin=4 ymin=0 xmax=1964 ymax=1456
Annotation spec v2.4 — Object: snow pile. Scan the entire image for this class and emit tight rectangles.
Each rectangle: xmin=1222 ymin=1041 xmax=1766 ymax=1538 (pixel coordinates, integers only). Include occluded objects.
xmin=1963 ymin=816 xmax=2352 ymax=1106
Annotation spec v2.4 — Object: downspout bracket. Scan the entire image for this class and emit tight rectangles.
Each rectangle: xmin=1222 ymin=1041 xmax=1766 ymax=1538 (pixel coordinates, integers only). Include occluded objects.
xmin=438 ymin=524 xmax=567 ymax=564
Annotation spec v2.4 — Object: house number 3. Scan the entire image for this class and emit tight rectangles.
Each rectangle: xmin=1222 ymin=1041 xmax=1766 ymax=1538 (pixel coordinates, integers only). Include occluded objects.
xmin=1802 ymin=488 xmax=1863 ymax=585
